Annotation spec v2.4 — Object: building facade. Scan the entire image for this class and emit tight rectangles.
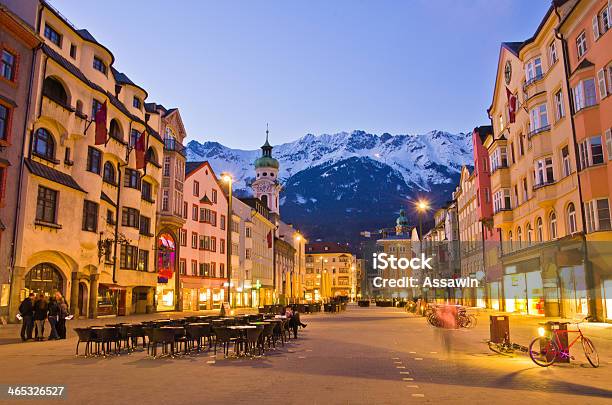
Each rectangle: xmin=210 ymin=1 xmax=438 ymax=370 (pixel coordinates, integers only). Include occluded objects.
xmin=0 ymin=2 xmax=39 ymax=319
xmin=7 ymin=1 xmax=167 ymax=319
xmin=305 ymin=242 xmax=356 ymax=301
xmin=180 ymin=161 xmax=228 ymax=311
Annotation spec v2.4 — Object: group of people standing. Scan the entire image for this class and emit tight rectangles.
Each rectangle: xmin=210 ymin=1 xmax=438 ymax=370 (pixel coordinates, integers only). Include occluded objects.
xmin=18 ymin=292 xmax=70 ymax=341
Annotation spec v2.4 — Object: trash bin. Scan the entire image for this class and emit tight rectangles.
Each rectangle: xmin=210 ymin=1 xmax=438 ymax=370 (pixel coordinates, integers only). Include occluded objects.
xmin=489 ymin=315 xmax=510 ymax=344
xmin=540 ymin=321 xmax=569 ymax=363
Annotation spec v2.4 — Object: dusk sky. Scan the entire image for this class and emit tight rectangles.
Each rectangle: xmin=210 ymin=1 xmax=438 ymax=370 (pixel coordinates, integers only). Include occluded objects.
xmin=53 ymin=0 xmax=550 ymax=149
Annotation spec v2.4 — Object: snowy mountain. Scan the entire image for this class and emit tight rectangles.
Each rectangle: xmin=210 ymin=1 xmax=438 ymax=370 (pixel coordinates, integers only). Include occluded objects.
xmin=186 ymin=130 xmax=473 ymax=246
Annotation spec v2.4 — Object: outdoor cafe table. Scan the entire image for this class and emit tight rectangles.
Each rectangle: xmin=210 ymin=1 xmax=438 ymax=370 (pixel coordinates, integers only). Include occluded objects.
xmin=227 ymin=326 xmax=257 ymax=355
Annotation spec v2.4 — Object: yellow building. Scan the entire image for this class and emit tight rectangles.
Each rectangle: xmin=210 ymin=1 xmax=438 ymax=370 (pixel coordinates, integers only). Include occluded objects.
xmin=305 ymin=242 xmax=356 ymax=301
xmin=488 ymin=5 xmax=587 ymax=317
xmin=8 ymin=1 xmax=166 ymax=319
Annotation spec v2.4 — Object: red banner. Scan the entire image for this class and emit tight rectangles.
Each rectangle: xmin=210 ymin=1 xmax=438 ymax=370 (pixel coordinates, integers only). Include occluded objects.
xmin=506 ymin=87 xmax=517 ymax=124
xmin=94 ymin=101 xmax=107 ymax=145
xmin=135 ymin=130 xmax=146 ymax=169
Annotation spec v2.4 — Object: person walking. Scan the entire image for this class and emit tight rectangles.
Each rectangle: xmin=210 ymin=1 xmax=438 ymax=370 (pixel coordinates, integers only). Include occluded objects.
xmin=33 ymin=294 xmax=48 ymax=341
xmin=19 ymin=293 xmax=36 ymax=341
xmin=57 ymin=296 xmax=69 ymax=339
xmin=47 ymin=295 xmax=60 ymax=340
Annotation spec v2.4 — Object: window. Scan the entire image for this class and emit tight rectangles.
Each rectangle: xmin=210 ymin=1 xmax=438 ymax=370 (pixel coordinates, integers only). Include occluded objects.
xmin=82 ymin=200 xmax=98 ymax=232
xmin=162 ymin=189 xmax=169 ymax=211
xmin=605 ymin=129 xmax=612 ymax=161
xmin=219 ymin=263 xmax=225 ymax=278
xmin=534 ymin=157 xmax=554 ymax=186
xmin=191 ymin=232 xmax=198 ymax=249
xmin=33 ymin=128 xmax=55 ymax=160
xmin=576 ymin=31 xmax=587 ymax=58
xmin=0 ymin=104 xmax=9 ymax=141
xmin=562 ymin=146 xmax=571 ymax=177
xmin=120 ymin=245 xmax=138 ymax=270
xmin=137 ymin=250 xmax=149 ymax=272
xmin=554 ymin=90 xmax=565 ymax=120
xmin=526 ymin=223 xmax=533 ymax=245
xmin=129 ymin=129 xmax=139 ymax=148
xmin=1 ymin=50 xmax=15 ymax=81
xmin=246 ymin=227 xmax=252 ymax=238
xmin=124 ymin=168 xmax=140 ymax=189
xmin=212 ymin=189 xmax=217 ymax=203
xmin=594 ymin=6 xmax=610 ymax=39
xmin=246 ymin=248 xmax=252 ymax=259
xmin=36 ymin=186 xmax=58 ymax=223
xmin=121 ymin=207 xmax=139 ymax=228
xmin=183 ymin=201 xmax=188 ymax=219
xmin=597 ymin=68 xmax=608 ymax=99
xmin=490 ymin=147 xmax=508 ymax=171
xmin=109 ymin=120 xmax=123 ymax=141
xmin=86 ymin=147 xmax=102 ymax=174
xmin=210 ymin=236 xmax=217 ymax=252
xmin=567 ymin=203 xmax=577 ymax=234
xmin=179 ymin=229 xmax=187 ymax=247
xmin=548 ymin=41 xmax=558 ymax=65
xmin=103 ymin=162 xmax=116 ymax=184
xmin=549 ymin=212 xmax=558 ymax=239
xmin=133 ymin=96 xmax=141 ymax=109
xmin=179 ymin=259 xmax=186 ymax=275
xmin=536 ymin=217 xmax=543 ymax=242
xmin=220 ymin=239 xmax=225 ymax=254
xmin=93 ymin=57 xmax=107 ymax=74
xmin=519 ymin=134 xmax=525 ymax=156
xmin=163 ymin=156 xmax=171 ymax=177
xmin=529 ymin=103 xmax=549 ymax=133
xmin=192 ymin=204 xmax=198 ymax=220
xmin=139 ymin=215 xmax=151 ymax=235
xmin=573 ymin=78 xmax=597 ymax=111
xmin=191 ymin=260 xmax=197 ymax=275
xmin=69 ymin=44 xmax=77 ymax=59
xmin=525 ymin=57 xmax=543 ymax=82
xmin=193 ymin=181 xmax=199 ymax=197
xmin=141 ymin=181 xmax=153 ymax=202
xmin=220 ymin=215 xmax=226 ymax=230
xmin=522 ymin=178 xmax=529 ymax=202
xmin=44 ymin=24 xmax=61 ymax=46
xmin=517 ymin=227 xmax=522 ymax=245
xmin=585 ymin=199 xmax=611 ymax=232
xmin=579 ymin=135 xmax=604 ymax=169
xmin=106 ymin=209 xmax=114 ymax=225
xmin=92 ymin=99 xmax=102 ymax=118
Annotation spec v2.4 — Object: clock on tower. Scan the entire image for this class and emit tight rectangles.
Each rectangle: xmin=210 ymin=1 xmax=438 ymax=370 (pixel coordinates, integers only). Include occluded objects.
xmin=251 ymin=127 xmax=282 ymax=215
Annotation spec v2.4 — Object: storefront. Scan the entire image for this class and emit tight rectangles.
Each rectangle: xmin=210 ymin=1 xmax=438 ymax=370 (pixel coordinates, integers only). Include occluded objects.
xmin=489 ymin=281 xmax=501 ymax=310
xmin=97 ymin=285 xmax=126 ymax=317
xmin=502 ymin=267 xmax=544 ymax=315
xmin=24 ymin=263 xmax=64 ymax=298
xmin=156 ymin=233 xmax=176 ymax=311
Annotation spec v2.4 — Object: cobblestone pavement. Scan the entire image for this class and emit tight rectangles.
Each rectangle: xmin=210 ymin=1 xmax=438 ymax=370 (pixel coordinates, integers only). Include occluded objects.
xmin=0 ymin=305 xmax=611 ymax=404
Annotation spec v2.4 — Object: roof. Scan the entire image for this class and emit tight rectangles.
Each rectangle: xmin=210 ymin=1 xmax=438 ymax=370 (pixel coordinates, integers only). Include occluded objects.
xmin=41 ymin=44 xmax=161 ymax=143
xmin=25 ymin=158 xmax=86 ymax=192
xmin=474 ymin=125 xmax=493 ymax=144
xmin=305 ymin=242 xmax=351 ymax=254
xmin=76 ymin=29 xmax=97 ymax=43
xmin=501 ymin=42 xmax=523 ymax=56
xmin=100 ymin=191 xmax=116 ymax=206
xmin=573 ymin=58 xmax=595 ymax=74
xmin=186 ymin=161 xmax=204 ymax=176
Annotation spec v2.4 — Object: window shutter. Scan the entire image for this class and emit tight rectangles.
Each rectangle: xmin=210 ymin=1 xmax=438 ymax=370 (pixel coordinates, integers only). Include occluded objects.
xmin=592 ymin=15 xmax=600 ymax=40
xmin=606 ymin=129 xmax=612 ymax=160
xmin=598 ymin=68 xmax=608 ymax=98
xmin=609 ymin=0 xmax=612 ymax=29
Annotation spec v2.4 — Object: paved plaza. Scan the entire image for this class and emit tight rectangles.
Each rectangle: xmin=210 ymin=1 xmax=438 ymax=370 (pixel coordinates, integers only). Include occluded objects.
xmin=0 ymin=305 xmax=611 ymax=404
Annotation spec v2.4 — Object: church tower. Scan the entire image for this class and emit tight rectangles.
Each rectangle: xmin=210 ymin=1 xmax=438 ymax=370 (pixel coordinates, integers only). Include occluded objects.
xmin=395 ymin=208 xmax=410 ymax=236
xmin=252 ymin=126 xmax=282 ymax=215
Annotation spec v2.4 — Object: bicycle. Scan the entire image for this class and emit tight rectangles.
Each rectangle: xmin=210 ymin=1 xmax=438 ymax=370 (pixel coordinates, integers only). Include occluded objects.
xmin=487 ymin=332 xmax=528 ymax=357
xmin=528 ymin=317 xmax=599 ymax=368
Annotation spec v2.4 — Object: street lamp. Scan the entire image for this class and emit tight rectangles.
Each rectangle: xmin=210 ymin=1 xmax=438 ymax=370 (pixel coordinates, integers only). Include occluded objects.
xmin=221 ymin=173 xmax=233 ymax=307
xmin=415 ymin=199 xmax=430 ymax=302
xmin=293 ymin=233 xmax=303 ymax=304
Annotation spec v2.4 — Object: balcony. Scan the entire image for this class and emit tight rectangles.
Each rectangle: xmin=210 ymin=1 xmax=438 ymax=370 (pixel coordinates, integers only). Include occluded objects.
xmin=164 ymin=139 xmax=187 ymax=157
xmin=527 ymin=125 xmax=551 ymax=140
xmin=40 ymin=96 xmax=74 ymax=131
xmin=490 ymin=166 xmax=511 ymax=188
xmin=523 ymin=74 xmax=546 ymax=103
xmin=493 ymin=208 xmax=513 ymax=228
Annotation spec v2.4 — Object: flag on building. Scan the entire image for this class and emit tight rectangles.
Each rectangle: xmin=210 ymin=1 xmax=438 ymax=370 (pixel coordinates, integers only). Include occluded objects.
xmin=135 ymin=130 xmax=147 ymax=169
xmin=94 ymin=100 xmax=107 ymax=145
xmin=506 ymin=87 xmax=517 ymax=123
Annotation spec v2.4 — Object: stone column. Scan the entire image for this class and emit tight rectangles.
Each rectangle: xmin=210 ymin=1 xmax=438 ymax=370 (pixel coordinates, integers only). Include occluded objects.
xmin=70 ymin=272 xmax=79 ymax=318
xmin=88 ymin=274 xmax=99 ymax=319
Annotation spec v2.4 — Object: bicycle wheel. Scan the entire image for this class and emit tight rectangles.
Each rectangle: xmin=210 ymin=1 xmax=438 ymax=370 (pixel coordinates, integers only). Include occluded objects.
xmin=468 ymin=314 xmax=477 ymax=328
xmin=581 ymin=337 xmax=599 ymax=368
xmin=529 ymin=337 xmax=558 ymax=367
xmin=488 ymin=341 xmax=514 ymax=356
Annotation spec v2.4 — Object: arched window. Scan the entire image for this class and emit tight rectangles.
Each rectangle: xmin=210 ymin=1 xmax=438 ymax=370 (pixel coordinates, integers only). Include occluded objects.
xmin=526 ymin=223 xmax=533 ymax=245
xmin=103 ymin=161 xmax=116 ymax=184
xmin=549 ymin=211 xmax=558 ymax=239
xmin=536 ymin=217 xmax=543 ymax=242
xmin=567 ymin=203 xmax=577 ymax=234
xmin=146 ymin=147 xmax=158 ymax=166
xmin=517 ymin=226 xmax=522 ymax=246
xmin=25 ymin=263 xmax=63 ymax=296
xmin=109 ymin=119 xmax=123 ymax=141
xmin=33 ymin=128 xmax=55 ymax=159
xmin=42 ymin=77 xmax=68 ymax=106
xmin=261 ymin=194 xmax=268 ymax=207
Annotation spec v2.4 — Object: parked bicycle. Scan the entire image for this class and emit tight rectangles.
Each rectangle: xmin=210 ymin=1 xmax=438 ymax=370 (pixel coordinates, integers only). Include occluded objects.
xmin=487 ymin=332 xmax=528 ymax=356
xmin=425 ymin=304 xmax=476 ymax=329
xmin=528 ymin=317 xmax=599 ymax=368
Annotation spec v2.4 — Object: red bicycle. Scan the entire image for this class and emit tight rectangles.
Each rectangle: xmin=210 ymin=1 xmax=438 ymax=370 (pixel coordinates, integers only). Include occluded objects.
xmin=529 ymin=317 xmax=599 ymax=368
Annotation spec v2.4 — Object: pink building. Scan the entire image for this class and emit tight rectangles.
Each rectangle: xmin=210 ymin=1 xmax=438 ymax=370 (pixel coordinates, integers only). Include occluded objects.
xmin=180 ymin=161 xmax=228 ymax=310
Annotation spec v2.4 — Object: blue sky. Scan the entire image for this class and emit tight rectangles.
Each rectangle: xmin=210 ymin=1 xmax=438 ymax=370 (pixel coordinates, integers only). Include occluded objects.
xmin=53 ymin=0 xmax=550 ymax=149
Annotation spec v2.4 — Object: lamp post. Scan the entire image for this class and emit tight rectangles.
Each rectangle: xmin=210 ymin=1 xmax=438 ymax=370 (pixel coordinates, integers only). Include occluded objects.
xmin=294 ymin=233 xmax=302 ymax=304
xmin=221 ymin=173 xmax=233 ymax=308
xmin=415 ymin=199 xmax=430 ymax=302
